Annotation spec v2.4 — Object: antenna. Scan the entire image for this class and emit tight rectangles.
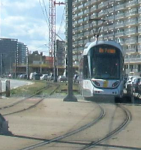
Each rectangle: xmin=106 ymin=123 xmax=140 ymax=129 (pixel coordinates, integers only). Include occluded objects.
xmin=89 ymin=18 xmax=111 ymax=42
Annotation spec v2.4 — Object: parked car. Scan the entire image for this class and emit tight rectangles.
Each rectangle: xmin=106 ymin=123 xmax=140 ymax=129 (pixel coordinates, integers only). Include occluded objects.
xmin=125 ymin=76 xmax=134 ymax=89
xmin=33 ymin=73 xmax=42 ymax=80
xmin=47 ymin=74 xmax=54 ymax=81
xmin=73 ymin=74 xmax=79 ymax=83
xmin=132 ymin=77 xmax=141 ymax=93
xmin=57 ymin=75 xmax=67 ymax=82
xmin=29 ymin=72 xmax=36 ymax=80
xmin=20 ymin=74 xmax=27 ymax=79
xmin=40 ymin=74 xmax=48 ymax=80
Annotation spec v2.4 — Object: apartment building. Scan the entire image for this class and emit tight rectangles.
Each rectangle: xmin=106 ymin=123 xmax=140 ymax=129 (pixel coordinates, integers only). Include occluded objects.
xmin=0 ymin=38 xmax=27 ymax=75
xmin=56 ymin=40 xmax=65 ymax=67
xmin=71 ymin=0 xmax=141 ymax=75
xmin=17 ymin=42 xmax=27 ymax=65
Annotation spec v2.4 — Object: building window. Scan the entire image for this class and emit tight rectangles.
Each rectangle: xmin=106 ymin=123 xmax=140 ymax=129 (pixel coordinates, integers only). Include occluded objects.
xmin=130 ymin=65 xmax=133 ymax=71
xmin=138 ymin=64 xmax=141 ymax=72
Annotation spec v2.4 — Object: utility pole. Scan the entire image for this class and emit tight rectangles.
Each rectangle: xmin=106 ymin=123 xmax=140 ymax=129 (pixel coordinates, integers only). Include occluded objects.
xmin=1 ymin=53 xmax=3 ymax=77
xmin=49 ymin=0 xmax=65 ymax=82
xmin=15 ymin=50 xmax=17 ymax=78
xmin=54 ymin=41 xmax=57 ymax=82
xmin=26 ymin=49 xmax=29 ymax=79
xmin=63 ymin=0 xmax=77 ymax=102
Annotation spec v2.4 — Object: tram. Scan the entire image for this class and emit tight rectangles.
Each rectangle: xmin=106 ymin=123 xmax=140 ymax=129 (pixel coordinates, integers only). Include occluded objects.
xmin=79 ymin=40 xmax=124 ymax=102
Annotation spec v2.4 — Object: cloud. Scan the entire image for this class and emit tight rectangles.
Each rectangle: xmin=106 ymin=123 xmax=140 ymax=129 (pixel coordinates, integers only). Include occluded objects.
xmin=0 ymin=0 xmax=65 ymax=55
xmin=2 ymin=15 xmax=48 ymax=41
xmin=2 ymin=0 xmax=39 ymax=11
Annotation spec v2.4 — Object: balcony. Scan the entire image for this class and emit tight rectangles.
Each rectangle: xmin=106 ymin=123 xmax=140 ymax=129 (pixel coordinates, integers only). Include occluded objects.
xmin=138 ymin=28 xmax=141 ymax=34
xmin=84 ymin=31 xmax=90 ymax=37
xmin=108 ymin=15 xmax=114 ymax=20
xmin=138 ymin=49 xmax=141 ymax=53
xmin=126 ymin=0 xmax=138 ymax=7
xmin=125 ymin=38 xmax=137 ymax=44
xmin=125 ymin=20 xmax=138 ymax=26
xmin=115 ymin=4 xmax=125 ymax=11
xmin=84 ymin=24 xmax=90 ymax=30
xmin=91 ymin=0 xmax=97 ymax=4
xmin=125 ymin=57 xmax=141 ymax=63
xmin=98 ymin=11 xmax=105 ymax=17
xmin=116 ymin=32 xmax=124 ymax=37
xmin=139 ymin=0 xmax=141 ymax=4
xmin=108 ymin=7 xmax=114 ymax=13
xmin=125 ymin=30 xmax=136 ymax=36
xmin=115 ymin=13 xmax=125 ymax=19
xmin=125 ymin=11 xmax=137 ymax=17
xmin=78 ymin=4 xmax=83 ymax=9
xmin=98 ymin=2 xmax=105 ymax=9
xmin=115 ymin=22 xmax=124 ymax=28
xmin=107 ymin=25 xmax=114 ymax=30
xmin=90 ymin=6 xmax=97 ymax=12
xmin=138 ymin=17 xmax=141 ymax=23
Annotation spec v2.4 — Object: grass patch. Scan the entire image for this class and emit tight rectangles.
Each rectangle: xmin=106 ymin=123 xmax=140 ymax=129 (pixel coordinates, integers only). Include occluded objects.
xmin=10 ymin=81 xmax=80 ymax=97
xmin=11 ymin=81 xmax=47 ymax=97
xmin=56 ymin=82 xmax=80 ymax=94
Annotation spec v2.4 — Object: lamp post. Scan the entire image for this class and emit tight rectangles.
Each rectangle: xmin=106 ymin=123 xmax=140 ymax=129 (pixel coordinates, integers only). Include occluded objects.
xmin=26 ymin=50 xmax=29 ymax=79
xmin=63 ymin=0 xmax=77 ymax=102
xmin=113 ymin=0 xmax=116 ymax=40
xmin=54 ymin=41 xmax=57 ymax=82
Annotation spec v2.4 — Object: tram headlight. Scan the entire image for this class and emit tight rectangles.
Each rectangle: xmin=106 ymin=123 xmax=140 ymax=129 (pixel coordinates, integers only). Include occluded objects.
xmin=112 ymin=81 xmax=120 ymax=88
xmin=93 ymin=81 xmax=100 ymax=87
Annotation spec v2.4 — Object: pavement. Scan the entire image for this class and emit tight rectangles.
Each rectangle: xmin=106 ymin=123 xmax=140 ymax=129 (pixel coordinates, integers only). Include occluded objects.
xmin=0 ymin=78 xmax=33 ymax=93
xmin=0 ymin=96 xmax=100 ymax=150
xmin=1 ymin=95 xmax=141 ymax=150
xmin=1 ymin=96 xmax=98 ymax=137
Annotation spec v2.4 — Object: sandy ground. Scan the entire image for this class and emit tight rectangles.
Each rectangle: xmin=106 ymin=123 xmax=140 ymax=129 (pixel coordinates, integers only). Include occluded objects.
xmin=0 ymin=97 xmax=141 ymax=150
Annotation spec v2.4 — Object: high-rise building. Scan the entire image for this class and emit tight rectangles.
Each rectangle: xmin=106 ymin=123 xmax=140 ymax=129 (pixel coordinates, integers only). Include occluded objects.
xmin=0 ymin=38 xmax=27 ymax=75
xmin=17 ymin=42 xmax=27 ymax=64
xmin=71 ymin=0 xmax=141 ymax=75
xmin=56 ymin=40 xmax=65 ymax=67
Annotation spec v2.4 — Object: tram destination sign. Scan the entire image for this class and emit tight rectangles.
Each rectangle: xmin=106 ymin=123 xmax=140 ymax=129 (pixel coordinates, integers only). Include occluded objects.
xmin=99 ymin=48 xmax=116 ymax=54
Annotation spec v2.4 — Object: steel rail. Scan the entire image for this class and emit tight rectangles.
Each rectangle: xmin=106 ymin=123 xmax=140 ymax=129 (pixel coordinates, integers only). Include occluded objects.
xmin=80 ymin=104 xmax=131 ymax=150
xmin=9 ymin=134 xmax=141 ymax=150
xmin=15 ymin=103 xmax=105 ymax=150
xmin=2 ymin=84 xmax=60 ymax=117
xmin=0 ymin=85 xmax=51 ymax=110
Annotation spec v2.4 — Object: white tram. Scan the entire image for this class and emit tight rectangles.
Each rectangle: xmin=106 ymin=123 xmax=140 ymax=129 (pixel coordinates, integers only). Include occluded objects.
xmin=79 ymin=40 xmax=124 ymax=102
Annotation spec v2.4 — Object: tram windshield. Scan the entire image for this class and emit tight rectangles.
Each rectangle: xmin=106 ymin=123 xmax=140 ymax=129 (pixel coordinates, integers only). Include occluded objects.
xmin=91 ymin=45 xmax=121 ymax=79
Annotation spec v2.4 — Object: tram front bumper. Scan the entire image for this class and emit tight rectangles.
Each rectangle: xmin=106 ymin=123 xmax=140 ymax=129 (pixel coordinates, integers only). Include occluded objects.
xmin=93 ymin=88 xmax=123 ymax=99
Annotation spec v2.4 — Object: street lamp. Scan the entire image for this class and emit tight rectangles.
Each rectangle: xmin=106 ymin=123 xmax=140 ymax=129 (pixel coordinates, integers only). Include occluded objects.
xmin=26 ymin=50 xmax=29 ymax=80
xmin=63 ymin=0 xmax=77 ymax=102
xmin=0 ymin=53 xmax=3 ymax=77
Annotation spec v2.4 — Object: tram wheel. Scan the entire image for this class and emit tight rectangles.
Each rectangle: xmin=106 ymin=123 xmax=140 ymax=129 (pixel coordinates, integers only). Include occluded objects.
xmin=115 ymin=97 xmax=122 ymax=103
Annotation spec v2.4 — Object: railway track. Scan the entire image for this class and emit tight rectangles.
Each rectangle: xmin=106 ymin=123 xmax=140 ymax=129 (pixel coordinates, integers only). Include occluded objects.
xmin=0 ymin=84 xmax=60 ymax=117
xmin=16 ymin=104 xmax=131 ymax=150
xmin=14 ymin=102 xmax=131 ymax=150
xmin=0 ymin=86 xmax=132 ymax=150
xmin=80 ymin=103 xmax=131 ymax=150
xmin=11 ymin=102 xmax=105 ymax=150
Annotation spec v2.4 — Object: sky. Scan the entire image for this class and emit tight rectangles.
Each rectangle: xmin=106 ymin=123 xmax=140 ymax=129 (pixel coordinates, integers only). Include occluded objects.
xmin=0 ymin=0 xmax=66 ymax=56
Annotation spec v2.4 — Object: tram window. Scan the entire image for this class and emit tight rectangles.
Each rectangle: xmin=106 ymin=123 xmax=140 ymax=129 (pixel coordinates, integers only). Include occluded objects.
xmin=91 ymin=45 xmax=121 ymax=79
xmin=83 ymin=56 xmax=89 ymax=79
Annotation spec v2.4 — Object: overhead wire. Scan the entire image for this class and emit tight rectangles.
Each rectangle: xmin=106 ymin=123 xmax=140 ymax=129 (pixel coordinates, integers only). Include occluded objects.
xmin=38 ymin=0 xmax=65 ymax=41
xmin=57 ymin=7 xmax=65 ymax=38
xmin=38 ymin=0 xmax=49 ymax=27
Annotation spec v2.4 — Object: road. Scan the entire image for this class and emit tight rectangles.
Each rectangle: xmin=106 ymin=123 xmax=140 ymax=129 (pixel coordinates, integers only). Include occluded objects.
xmin=0 ymin=78 xmax=32 ymax=92
xmin=0 ymin=96 xmax=141 ymax=150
